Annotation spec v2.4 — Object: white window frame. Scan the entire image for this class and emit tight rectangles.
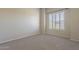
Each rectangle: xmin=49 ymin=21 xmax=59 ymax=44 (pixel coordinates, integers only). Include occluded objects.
xmin=48 ymin=10 xmax=65 ymax=31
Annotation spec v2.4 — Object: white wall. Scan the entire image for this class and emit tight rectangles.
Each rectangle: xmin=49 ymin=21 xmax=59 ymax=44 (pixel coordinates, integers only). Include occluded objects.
xmin=70 ymin=9 xmax=79 ymax=41
xmin=1 ymin=8 xmax=79 ymax=43
xmin=40 ymin=8 xmax=46 ymax=34
xmin=0 ymin=8 xmax=40 ymax=43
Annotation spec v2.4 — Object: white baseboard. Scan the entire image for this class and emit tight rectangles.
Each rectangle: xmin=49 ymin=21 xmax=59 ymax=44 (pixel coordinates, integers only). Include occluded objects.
xmin=0 ymin=33 xmax=40 ymax=44
xmin=46 ymin=33 xmax=70 ymax=39
xmin=70 ymin=38 xmax=79 ymax=42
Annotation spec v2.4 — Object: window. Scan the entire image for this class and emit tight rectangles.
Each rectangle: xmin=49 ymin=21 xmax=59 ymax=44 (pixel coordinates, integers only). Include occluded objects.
xmin=48 ymin=10 xmax=64 ymax=31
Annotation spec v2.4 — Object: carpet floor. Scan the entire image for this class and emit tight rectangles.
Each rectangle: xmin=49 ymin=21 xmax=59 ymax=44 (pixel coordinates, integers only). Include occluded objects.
xmin=0 ymin=34 xmax=79 ymax=50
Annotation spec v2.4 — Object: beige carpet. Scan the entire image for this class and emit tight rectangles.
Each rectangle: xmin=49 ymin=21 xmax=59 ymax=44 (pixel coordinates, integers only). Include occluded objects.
xmin=0 ymin=34 xmax=79 ymax=50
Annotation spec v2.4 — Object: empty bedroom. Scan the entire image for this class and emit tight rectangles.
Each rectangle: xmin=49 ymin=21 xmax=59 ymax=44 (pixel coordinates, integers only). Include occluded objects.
xmin=0 ymin=8 xmax=79 ymax=50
